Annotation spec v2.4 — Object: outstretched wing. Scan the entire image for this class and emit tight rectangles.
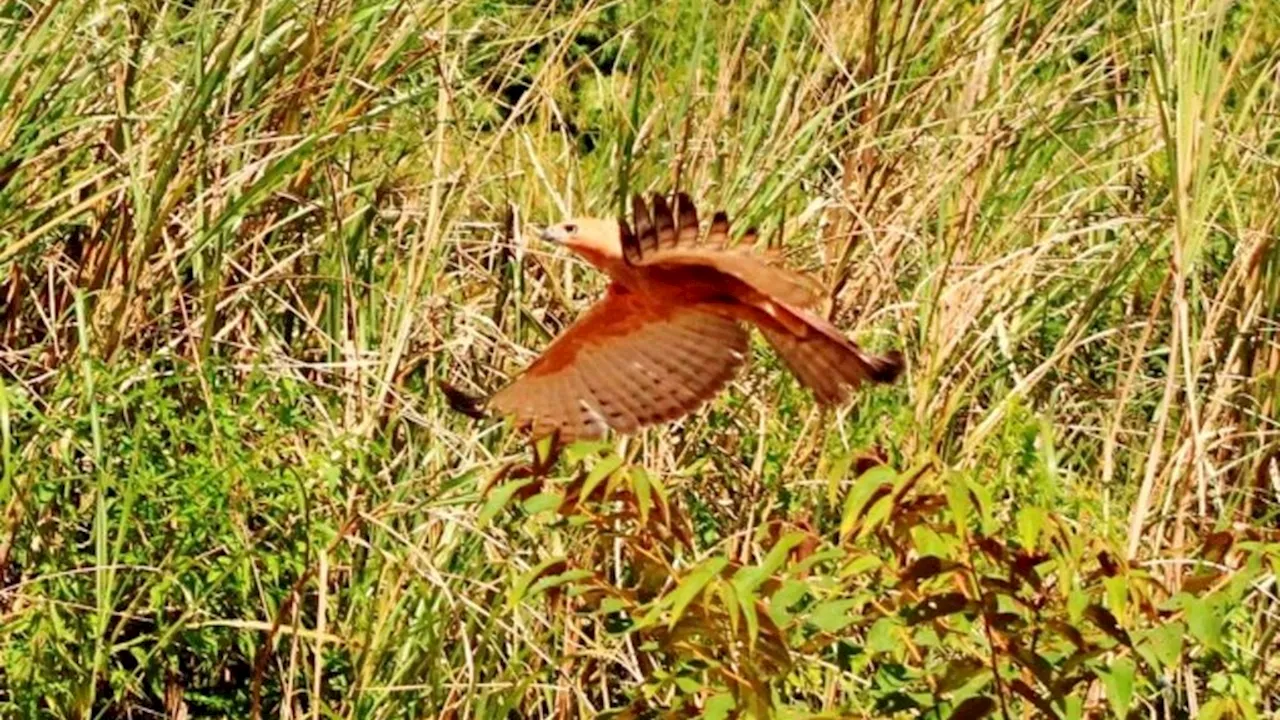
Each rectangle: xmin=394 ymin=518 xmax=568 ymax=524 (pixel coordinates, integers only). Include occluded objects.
xmin=489 ymin=286 xmax=749 ymax=441
xmin=621 ymin=193 xmax=824 ymax=309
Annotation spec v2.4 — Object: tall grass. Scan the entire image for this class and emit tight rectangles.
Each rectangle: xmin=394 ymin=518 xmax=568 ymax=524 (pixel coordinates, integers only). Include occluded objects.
xmin=1 ymin=0 xmax=1277 ymax=717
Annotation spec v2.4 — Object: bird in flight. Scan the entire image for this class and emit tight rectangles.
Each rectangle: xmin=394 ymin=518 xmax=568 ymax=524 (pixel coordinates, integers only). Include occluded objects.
xmin=474 ymin=193 xmax=903 ymax=442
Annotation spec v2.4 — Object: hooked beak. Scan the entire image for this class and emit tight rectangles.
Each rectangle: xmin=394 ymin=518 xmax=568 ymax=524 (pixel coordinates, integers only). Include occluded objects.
xmin=539 ymin=226 xmax=566 ymax=243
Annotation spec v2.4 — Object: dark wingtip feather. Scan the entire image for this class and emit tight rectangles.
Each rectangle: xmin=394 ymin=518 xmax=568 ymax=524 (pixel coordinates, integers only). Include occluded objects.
xmin=619 ymin=217 xmax=639 ymax=264
xmin=439 ymin=381 xmax=489 ymax=420
xmin=868 ymin=350 xmax=905 ymax=384
xmin=631 ymin=194 xmax=650 ymax=226
xmin=651 ymin=193 xmax=675 ymax=245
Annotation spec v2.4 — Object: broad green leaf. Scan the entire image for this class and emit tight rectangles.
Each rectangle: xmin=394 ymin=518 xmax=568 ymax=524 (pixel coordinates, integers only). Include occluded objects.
xmin=733 ymin=531 xmax=806 ymax=595
xmin=579 ymin=454 xmax=623 ymax=504
xmin=1228 ymin=675 xmax=1262 ymax=719
xmin=674 ymin=675 xmax=701 ymax=693
xmin=632 ymin=466 xmax=653 ymax=523
xmin=911 ymin=525 xmax=954 ymax=558
xmin=966 ymin=478 xmax=995 ymax=536
xmin=717 ymin=581 xmax=740 ymax=637
xmin=1196 ymin=698 xmax=1237 ymax=720
xmin=668 ymin=556 xmax=728 ymax=629
xmin=840 ymin=465 xmax=896 ymax=540
xmin=527 ymin=569 xmax=593 ymax=601
xmin=508 ymin=556 xmax=566 ymax=608
xmin=866 ymin=616 xmax=899 ymax=654
xmin=522 ymin=491 xmax=563 ymax=516
xmin=562 ymin=439 xmax=612 ymax=466
xmin=1064 ymin=695 xmax=1083 ymax=720
xmin=1145 ymin=622 xmax=1185 ymax=669
xmin=704 ymin=693 xmax=735 ymax=720
xmin=1067 ymin=585 xmax=1088 ymax=624
xmin=792 ymin=547 xmax=845 ymax=576
xmin=738 ymin=592 xmax=760 ymax=650
xmin=825 ymin=451 xmax=855 ymax=505
xmin=533 ymin=434 xmax=556 ymax=465
xmin=807 ymin=599 xmax=857 ymax=633
xmin=646 ymin=468 xmax=669 ymax=512
xmin=946 ymin=472 xmax=972 ymax=538
xmin=855 ymin=493 xmax=895 ymax=542
xmin=599 ymin=597 xmax=628 ymax=614
xmin=768 ymin=580 xmax=809 ymax=626
xmin=1105 ymin=576 xmax=1128 ymax=617
xmin=479 ymin=478 xmax=535 ymax=526
xmin=1184 ymin=594 xmax=1225 ymax=653
xmin=841 ymin=553 xmax=883 ymax=577
xmin=1100 ymin=657 xmax=1135 ymax=718
xmin=1016 ymin=506 xmax=1047 ymax=551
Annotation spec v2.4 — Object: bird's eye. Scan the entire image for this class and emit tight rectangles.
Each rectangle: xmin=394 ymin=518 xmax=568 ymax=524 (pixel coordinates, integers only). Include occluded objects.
xmin=563 ymin=223 xmax=578 ymax=235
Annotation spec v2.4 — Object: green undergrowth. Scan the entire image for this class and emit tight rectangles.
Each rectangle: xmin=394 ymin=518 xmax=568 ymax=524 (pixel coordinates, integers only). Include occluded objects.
xmin=2 ymin=359 xmax=1275 ymax=717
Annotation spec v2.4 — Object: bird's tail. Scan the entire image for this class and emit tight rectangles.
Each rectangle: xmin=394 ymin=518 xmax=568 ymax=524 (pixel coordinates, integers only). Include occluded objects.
xmin=756 ymin=304 xmax=903 ymax=406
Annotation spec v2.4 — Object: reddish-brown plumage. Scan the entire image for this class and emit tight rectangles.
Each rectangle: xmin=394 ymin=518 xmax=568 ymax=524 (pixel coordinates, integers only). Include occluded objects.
xmin=487 ymin=194 xmax=903 ymax=441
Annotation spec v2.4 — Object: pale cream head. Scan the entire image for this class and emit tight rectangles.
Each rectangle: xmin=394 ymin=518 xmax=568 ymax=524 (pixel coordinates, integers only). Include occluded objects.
xmin=539 ymin=217 xmax=622 ymax=264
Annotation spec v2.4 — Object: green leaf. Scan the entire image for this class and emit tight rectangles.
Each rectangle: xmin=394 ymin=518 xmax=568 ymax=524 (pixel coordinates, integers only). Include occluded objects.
xmin=866 ymin=616 xmax=899 ymax=654
xmin=733 ymin=531 xmax=806 ymax=595
xmin=674 ymin=675 xmax=700 ymax=693
xmin=599 ymin=597 xmax=628 ymax=614
xmin=704 ymin=692 xmax=735 ymax=720
xmin=825 ymin=451 xmax=855 ymax=505
xmin=1016 ymin=506 xmax=1047 ymax=551
xmin=533 ymin=434 xmax=556 ymax=465
xmin=842 ymin=552 xmax=883 ymax=577
xmin=562 ymin=439 xmax=612 ymax=466
xmin=911 ymin=525 xmax=954 ymax=558
xmin=668 ymin=556 xmax=728 ymax=629
xmin=508 ymin=556 xmax=565 ymax=608
xmin=790 ymin=547 xmax=845 ymax=576
xmin=632 ymin=466 xmax=653 ymax=523
xmin=1067 ymin=585 xmax=1088 ymax=624
xmin=528 ymin=569 xmax=594 ymax=601
xmin=1099 ymin=656 xmax=1135 ymax=718
xmin=522 ymin=491 xmax=563 ymax=516
xmin=717 ymin=581 xmax=741 ymax=638
xmin=1184 ymin=594 xmax=1225 ymax=654
xmin=578 ymin=454 xmax=623 ymax=504
xmin=646 ymin=468 xmax=669 ymax=510
xmin=855 ymin=493 xmax=895 ymax=542
xmin=808 ymin=599 xmax=857 ymax=633
xmin=966 ymin=478 xmax=995 ymax=536
xmin=768 ymin=580 xmax=809 ymax=626
xmin=1145 ymin=622 xmax=1185 ymax=669
xmin=946 ymin=472 xmax=972 ymax=538
xmin=738 ymin=591 xmax=760 ymax=650
xmin=1196 ymin=698 xmax=1237 ymax=720
xmin=1105 ymin=576 xmax=1128 ymax=617
xmin=479 ymin=478 xmax=534 ymax=526
xmin=840 ymin=465 xmax=896 ymax=540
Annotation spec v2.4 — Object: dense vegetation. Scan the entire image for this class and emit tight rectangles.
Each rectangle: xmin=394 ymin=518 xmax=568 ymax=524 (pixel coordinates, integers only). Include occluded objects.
xmin=1 ymin=0 xmax=1277 ymax=717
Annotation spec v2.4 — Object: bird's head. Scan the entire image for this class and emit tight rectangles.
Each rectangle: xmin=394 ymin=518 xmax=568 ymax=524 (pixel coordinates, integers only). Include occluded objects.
xmin=539 ymin=217 xmax=623 ymax=265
